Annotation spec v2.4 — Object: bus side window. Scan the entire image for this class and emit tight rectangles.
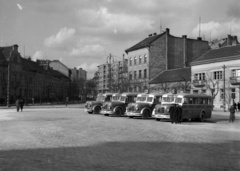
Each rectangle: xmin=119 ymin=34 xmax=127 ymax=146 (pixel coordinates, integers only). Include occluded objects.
xmin=199 ymin=98 xmax=203 ymax=104
xmin=183 ymin=97 xmax=188 ymax=104
xmin=189 ymin=97 xmax=193 ymax=104
xmin=193 ymin=98 xmax=198 ymax=104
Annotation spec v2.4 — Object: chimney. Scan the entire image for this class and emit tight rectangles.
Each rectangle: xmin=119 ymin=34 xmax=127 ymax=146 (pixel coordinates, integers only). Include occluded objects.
xmin=153 ymin=33 xmax=157 ymax=36
xmin=13 ymin=44 xmax=19 ymax=52
xmin=122 ymin=54 xmax=125 ymax=62
xmin=182 ymin=35 xmax=187 ymax=67
xmin=166 ymin=28 xmax=170 ymax=35
xmin=227 ymin=35 xmax=232 ymax=45
xmin=197 ymin=37 xmax=202 ymax=41
xmin=149 ymin=34 xmax=152 ymax=37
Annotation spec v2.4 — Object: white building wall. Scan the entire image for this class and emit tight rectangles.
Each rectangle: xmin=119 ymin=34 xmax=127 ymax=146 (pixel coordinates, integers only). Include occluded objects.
xmin=192 ymin=59 xmax=240 ymax=110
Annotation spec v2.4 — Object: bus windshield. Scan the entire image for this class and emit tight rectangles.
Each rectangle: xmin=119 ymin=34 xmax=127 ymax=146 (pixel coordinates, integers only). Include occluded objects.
xmin=120 ymin=96 xmax=126 ymax=102
xmin=136 ymin=95 xmax=147 ymax=102
xmin=112 ymin=95 xmax=120 ymax=101
xmin=175 ymin=97 xmax=183 ymax=104
xmin=162 ymin=95 xmax=175 ymax=103
xmin=147 ymin=97 xmax=153 ymax=102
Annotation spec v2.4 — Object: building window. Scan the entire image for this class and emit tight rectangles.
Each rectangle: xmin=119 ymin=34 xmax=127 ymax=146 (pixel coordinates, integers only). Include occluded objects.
xmin=144 ymin=69 xmax=147 ymax=79
xmin=139 ymin=70 xmax=142 ymax=79
xmin=144 ymin=54 xmax=147 ymax=63
xmin=194 ymin=73 xmax=205 ymax=80
xmin=129 ymin=72 xmax=132 ymax=80
xmin=134 ymin=71 xmax=137 ymax=79
xmin=232 ymin=69 xmax=240 ymax=77
xmin=134 ymin=57 xmax=137 ymax=65
xmin=213 ymin=71 xmax=223 ymax=80
xmin=129 ymin=58 xmax=132 ymax=66
xmin=139 ymin=55 xmax=142 ymax=64
xmin=193 ymin=90 xmax=198 ymax=94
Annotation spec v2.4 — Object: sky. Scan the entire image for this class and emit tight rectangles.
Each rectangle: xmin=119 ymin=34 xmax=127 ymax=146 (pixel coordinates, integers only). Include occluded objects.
xmin=1 ymin=0 xmax=240 ymax=79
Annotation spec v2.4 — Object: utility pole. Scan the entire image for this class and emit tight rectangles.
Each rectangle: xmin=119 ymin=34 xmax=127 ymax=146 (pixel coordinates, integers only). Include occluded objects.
xmin=223 ymin=65 xmax=226 ymax=112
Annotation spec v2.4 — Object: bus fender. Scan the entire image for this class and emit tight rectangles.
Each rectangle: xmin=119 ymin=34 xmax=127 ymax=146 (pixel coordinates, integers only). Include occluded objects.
xmin=141 ymin=107 xmax=151 ymax=115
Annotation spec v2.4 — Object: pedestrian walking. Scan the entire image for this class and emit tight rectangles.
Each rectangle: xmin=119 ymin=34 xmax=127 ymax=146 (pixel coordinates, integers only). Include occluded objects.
xmin=170 ymin=104 xmax=178 ymax=124
xmin=19 ymin=99 xmax=24 ymax=112
xmin=237 ymin=102 xmax=240 ymax=111
xmin=229 ymin=104 xmax=235 ymax=123
xmin=15 ymin=99 xmax=20 ymax=112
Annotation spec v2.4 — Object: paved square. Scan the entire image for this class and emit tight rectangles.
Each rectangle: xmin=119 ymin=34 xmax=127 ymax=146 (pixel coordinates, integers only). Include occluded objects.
xmin=0 ymin=106 xmax=240 ymax=171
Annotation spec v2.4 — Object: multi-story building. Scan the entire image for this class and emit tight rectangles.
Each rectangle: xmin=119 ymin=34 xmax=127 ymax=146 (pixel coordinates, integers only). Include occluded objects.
xmin=0 ymin=45 xmax=70 ymax=105
xmin=70 ymin=67 xmax=87 ymax=81
xmin=125 ymin=28 xmax=210 ymax=93
xmin=37 ymin=59 xmax=71 ymax=78
xmin=191 ymin=44 xmax=240 ymax=110
xmin=97 ymin=55 xmax=128 ymax=93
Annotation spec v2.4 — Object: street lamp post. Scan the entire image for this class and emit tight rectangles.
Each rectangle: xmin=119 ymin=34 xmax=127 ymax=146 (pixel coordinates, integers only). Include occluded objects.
xmin=223 ymin=65 xmax=226 ymax=112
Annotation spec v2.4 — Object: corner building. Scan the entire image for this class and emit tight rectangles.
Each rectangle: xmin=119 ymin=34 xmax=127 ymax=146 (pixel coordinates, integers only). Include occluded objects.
xmin=125 ymin=28 xmax=210 ymax=92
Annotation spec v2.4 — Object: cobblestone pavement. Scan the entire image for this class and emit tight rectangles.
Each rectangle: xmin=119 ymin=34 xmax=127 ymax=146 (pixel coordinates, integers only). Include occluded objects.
xmin=0 ymin=107 xmax=240 ymax=171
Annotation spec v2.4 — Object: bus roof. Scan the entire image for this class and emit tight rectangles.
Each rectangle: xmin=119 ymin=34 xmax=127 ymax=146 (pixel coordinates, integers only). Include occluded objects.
xmin=176 ymin=93 xmax=212 ymax=98
xmin=121 ymin=92 xmax=140 ymax=96
xmin=148 ymin=92 xmax=164 ymax=97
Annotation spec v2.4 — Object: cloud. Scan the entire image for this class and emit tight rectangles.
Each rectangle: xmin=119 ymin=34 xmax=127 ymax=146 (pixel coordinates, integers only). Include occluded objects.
xmin=227 ymin=1 xmax=240 ymax=19
xmin=192 ymin=20 xmax=240 ymax=40
xmin=70 ymin=43 xmax=105 ymax=57
xmin=44 ymin=27 xmax=76 ymax=48
xmin=77 ymin=63 xmax=99 ymax=77
xmin=17 ymin=4 xmax=23 ymax=10
xmin=32 ymin=51 xmax=45 ymax=61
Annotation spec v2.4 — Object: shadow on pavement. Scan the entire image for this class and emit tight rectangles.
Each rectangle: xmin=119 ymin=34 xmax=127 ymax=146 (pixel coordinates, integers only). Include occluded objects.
xmin=0 ymin=141 xmax=239 ymax=171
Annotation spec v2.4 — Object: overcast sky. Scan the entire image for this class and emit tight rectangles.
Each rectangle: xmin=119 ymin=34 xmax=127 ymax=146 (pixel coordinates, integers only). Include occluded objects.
xmin=1 ymin=0 xmax=240 ymax=78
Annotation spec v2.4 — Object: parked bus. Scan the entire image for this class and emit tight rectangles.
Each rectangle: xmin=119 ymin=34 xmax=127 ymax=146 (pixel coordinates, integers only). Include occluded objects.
xmin=152 ymin=93 xmax=213 ymax=122
xmin=125 ymin=93 xmax=163 ymax=119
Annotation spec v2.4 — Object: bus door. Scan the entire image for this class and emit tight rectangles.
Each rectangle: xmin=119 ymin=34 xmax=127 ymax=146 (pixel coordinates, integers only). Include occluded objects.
xmin=182 ymin=97 xmax=190 ymax=119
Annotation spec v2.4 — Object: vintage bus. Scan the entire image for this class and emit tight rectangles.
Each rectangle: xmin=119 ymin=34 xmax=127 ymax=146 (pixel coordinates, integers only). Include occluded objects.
xmin=125 ymin=93 xmax=163 ymax=119
xmin=152 ymin=93 xmax=213 ymax=122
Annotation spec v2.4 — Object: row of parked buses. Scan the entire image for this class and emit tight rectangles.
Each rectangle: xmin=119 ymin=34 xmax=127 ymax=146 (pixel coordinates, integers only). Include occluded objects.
xmin=84 ymin=92 xmax=214 ymax=122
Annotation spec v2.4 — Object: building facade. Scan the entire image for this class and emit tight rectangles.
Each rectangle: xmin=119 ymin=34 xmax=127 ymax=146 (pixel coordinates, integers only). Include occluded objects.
xmin=126 ymin=28 xmax=210 ymax=93
xmin=37 ymin=60 xmax=71 ymax=78
xmin=97 ymin=55 xmax=128 ymax=93
xmin=71 ymin=67 xmax=87 ymax=81
xmin=191 ymin=44 xmax=240 ymax=110
xmin=0 ymin=45 xmax=70 ymax=105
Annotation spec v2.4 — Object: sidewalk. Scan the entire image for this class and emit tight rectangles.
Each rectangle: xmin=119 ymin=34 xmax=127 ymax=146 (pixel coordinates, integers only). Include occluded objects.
xmin=0 ymin=103 xmax=85 ymax=109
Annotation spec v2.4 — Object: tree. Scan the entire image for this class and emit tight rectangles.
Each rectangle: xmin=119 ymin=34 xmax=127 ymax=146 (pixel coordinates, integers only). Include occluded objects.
xmin=205 ymin=73 xmax=220 ymax=103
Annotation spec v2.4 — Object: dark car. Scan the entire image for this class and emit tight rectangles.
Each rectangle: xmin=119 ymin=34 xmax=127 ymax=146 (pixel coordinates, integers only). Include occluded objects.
xmin=125 ymin=93 xmax=163 ymax=119
xmin=100 ymin=92 xmax=139 ymax=116
xmin=84 ymin=93 xmax=114 ymax=114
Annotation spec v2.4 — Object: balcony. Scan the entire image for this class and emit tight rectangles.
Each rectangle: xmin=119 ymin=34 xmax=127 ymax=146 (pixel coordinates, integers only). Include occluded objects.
xmin=229 ymin=76 xmax=240 ymax=85
xmin=193 ymin=80 xmax=206 ymax=88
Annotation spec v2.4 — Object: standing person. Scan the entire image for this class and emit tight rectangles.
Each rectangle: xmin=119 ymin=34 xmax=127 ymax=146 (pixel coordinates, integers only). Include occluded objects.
xmin=19 ymin=99 xmax=24 ymax=112
xmin=169 ymin=104 xmax=175 ymax=124
xmin=238 ymin=102 xmax=240 ymax=112
xmin=233 ymin=101 xmax=237 ymax=112
xmin=15 ymin=99 xmax=20 ymax=112
xmin=177 ymin=104 xmax=182 ymax=124
xmin=65 ymin=97 xmax=69 ymax=106
xmin=229 ymin=103 xmax=235 ymax=123
xmin=171 ymin=104 xmax=178 ymax=124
